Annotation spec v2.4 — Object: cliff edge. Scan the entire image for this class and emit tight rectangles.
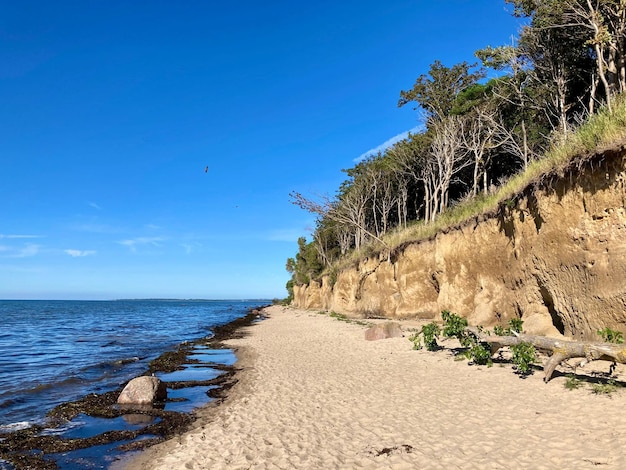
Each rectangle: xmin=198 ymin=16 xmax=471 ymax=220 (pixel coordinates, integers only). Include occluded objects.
xmin=293 ymin=146 xmax=626 ymax=340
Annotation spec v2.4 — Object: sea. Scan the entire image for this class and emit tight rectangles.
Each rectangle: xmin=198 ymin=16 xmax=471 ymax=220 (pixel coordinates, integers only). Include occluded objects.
xmin=0 ymin=299 xmax=264 ymax=431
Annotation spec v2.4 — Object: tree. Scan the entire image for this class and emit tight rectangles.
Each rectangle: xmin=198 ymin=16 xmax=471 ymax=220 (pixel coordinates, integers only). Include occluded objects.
xmin=398 ymin=60 xmax=485 ymax=122
xmin=461 ymin=107 xmax=506 ymax=196
xmin=505 ymin=0 xmax=626 ymax=113
xmin=387 ymin=133 xmax=432 ymax=222
xmin=428 ymin=115 xmax=471 ymax=219
xmin=286 ymin=237 xmax=324 ymax=286
xmin=476 ymin=46 xmax=548 ymax=170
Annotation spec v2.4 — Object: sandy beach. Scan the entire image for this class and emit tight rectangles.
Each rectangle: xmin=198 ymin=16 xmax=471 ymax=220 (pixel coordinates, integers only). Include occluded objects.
xmin=125 ymin=305 xmax=626 ymax=469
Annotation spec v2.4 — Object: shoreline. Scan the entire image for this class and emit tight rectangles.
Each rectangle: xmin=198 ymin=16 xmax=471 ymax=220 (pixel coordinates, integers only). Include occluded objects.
xmin=0 ymin=305 xmax=267 ymax=469
xmin=123 ymin=305 xmax=626 ymax=469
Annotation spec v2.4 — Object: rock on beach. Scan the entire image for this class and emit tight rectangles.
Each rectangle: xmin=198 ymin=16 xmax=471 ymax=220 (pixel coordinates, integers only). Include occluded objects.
xmin=117 ymin=376 xmax=167 ymax=406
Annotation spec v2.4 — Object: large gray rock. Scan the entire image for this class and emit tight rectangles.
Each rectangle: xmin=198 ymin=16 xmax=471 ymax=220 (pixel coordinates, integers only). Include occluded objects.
xmin=117 ymin=376 xmax=167 ymax=406
xmin=364 ymin=322 xmax=403 ymax=341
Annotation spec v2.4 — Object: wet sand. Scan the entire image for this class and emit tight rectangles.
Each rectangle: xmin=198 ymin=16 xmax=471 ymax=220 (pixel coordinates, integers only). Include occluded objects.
xmin=125 ymin=305 xmax=626 ymax=469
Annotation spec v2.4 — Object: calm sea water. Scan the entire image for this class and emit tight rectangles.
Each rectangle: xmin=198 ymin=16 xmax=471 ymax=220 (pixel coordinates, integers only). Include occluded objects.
xmin=0 ymin=299 xmax=264 ymax=429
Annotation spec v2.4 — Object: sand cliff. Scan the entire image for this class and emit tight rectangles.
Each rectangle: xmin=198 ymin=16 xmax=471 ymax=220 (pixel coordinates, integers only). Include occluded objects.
xmin=293 ymin=146 xmax=626 ymax=340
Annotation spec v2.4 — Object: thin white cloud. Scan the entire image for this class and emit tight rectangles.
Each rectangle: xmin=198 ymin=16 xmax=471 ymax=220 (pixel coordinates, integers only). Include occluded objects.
xmin=354 ymin=126 xmax=423 ymax=163
xmin=0 ymin=234 xmax=44 ymax=239
xmin=71 ymin=223 xmax=124 ymax=234
xmin=65 ymin=249 xmax=96 ymax=257
xmin=118 ymin=237 xmax=166 ymax=252
xmin=88 ymin=202 xmax=102 ymax=210
xmin=14 ymin=244 xmax=40 ymax=258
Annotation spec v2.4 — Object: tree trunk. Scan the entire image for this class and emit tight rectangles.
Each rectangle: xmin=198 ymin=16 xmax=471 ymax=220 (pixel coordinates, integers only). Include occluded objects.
xmin=469 ymin=328 xmax=626 ymax=383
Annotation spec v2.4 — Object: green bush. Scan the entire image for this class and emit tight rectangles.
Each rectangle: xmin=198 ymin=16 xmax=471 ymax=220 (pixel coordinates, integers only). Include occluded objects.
xmin=597 ymin=327 xmax=624 ymax=344
xmin=441 ymin=310 xmax=474 ymax=347
xmin=466 ymin=342 xmax=493 ymax=367
xmin=408 ymin=331 xmax=422 ymax=350
xmin=421 ymin=322 xmax=441 ymax=351
xmin=564 ymin=374 xmax=583 ymax=390
xmin=509 ymin=318 xmax=523 ymax=334
xmin=441 ymin=310 xmax=467 ymax=337
xmin=511 ymin=342 xmax=536 ymax=375
xmin=591 ymin=379 xmax=619 ymax=396
xmin=493 ymin=318 xmax=523 ymax=336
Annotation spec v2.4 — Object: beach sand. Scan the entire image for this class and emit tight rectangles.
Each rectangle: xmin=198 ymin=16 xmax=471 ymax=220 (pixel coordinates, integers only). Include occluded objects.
xmin=125 ymin=305 xmax=626 ymax=469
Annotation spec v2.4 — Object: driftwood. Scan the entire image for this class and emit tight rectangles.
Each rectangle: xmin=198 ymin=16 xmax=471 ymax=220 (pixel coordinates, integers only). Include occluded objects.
xmin=467 ymin=328 xmax=626 ymax=382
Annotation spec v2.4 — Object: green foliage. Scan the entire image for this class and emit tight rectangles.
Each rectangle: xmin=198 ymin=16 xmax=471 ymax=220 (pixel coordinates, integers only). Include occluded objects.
xmin=398 ymin=60 xmax=485 ymax=119
xmin=441 ymin=310 xmax=467 ymax=338
xmin=466 ymin=342 xmax=493 ymax=367
xmin=591 ymin=379 xmax=619 ymax=396
xmin=493 ymin=318 xmax=524 ymax=336
xmin=421 ymin=322 xmax=441 ymax=351
xmin=329 ymin=311 xmax=350 ymax=322
xmin=511 ymin=342 xmax=537 ymax=375
xmin=564 ymin=374 xmax=583 ymax=391
xmin=597 ymin=327 xmax=624 ymax=344
xmin=284 ymin=279 xmax=294 ymax=305
xmin=493 ymin=325 xmax=507 ymax=336
xmin=408 ymin=331 xmax=422 ymax=350
xmin=509 ymin=318 xmax=524 ymax=333
xmin=324 ymin=310 xmax=370 ymax=327
xmin=285 ymin=236 xmax=325 ymax=301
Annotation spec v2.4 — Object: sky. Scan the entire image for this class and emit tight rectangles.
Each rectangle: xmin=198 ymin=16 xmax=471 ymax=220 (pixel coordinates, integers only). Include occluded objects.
xmin=0 ymin=1 xmax=524 ymax=300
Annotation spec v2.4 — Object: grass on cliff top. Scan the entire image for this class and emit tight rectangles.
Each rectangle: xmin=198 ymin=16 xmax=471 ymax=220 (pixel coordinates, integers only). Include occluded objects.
xmin=333 ymin=95 xmax=626 ymax=270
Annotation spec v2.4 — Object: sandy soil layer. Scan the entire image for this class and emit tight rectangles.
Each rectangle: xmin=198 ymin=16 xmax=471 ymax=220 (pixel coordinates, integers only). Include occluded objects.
xmin=124 ymin=305 xmax=626 ymax=469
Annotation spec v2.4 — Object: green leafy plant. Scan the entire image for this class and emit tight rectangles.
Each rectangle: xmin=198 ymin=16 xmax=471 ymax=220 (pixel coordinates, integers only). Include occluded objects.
xmin=421 ymin=322 xmax=441 ymax=351
xmin=597 ymin=327 xmax=624 ymax=344
xmin=508 ymin=318 xmax=523 ymax=334
xmin=441 ymin=310 xmax=468 ymax=338
xmin=466 ymin=342 xmax=493 ymax=367
xmin=591 ymin=379 xmax=619 ymax=396
xmin=511 ymin=342 xmax=536 ymax=375
xmin=441 ymin=310 xmax=474 ymax=347
xmin=329 ymin=311 xmax=350 ymax=322
xmin=564 ymin=374 xmax=583 ymax=390
xmin=494 ymin=318 xmax=524 ymax=336
xmin=408 ymin=332 xmax=422 ymax=350
xmin=440 ymin=311 xmax=492 ymax=366
xmin=493 ymin=325 xmax=507 ymax=336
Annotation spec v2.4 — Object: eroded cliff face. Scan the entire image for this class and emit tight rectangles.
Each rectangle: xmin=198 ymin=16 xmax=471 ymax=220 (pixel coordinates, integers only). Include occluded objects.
xmin=293 ymin=147 xmax=626 ymax=340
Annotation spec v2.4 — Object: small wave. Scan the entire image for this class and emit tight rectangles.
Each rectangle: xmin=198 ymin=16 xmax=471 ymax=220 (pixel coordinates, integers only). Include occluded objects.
xmin=115 ymin=357 xmax=140 ymax=365
xmin=39 ymin=417 xmax=85 ymax=436
xmin=0 ymin=398 xmax=17 ymax=409
xmin=0 ymin=421 xmax=33 ymax=433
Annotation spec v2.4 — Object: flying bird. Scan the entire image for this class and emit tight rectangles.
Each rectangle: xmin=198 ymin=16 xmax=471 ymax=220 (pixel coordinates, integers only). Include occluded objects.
xmin=205 ymin=166 xmax=208 ymax=173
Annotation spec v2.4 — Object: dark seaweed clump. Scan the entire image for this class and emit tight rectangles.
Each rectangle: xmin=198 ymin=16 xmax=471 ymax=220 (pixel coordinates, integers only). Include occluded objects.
xmin=0 ymin=306 xmax=267 ymax=469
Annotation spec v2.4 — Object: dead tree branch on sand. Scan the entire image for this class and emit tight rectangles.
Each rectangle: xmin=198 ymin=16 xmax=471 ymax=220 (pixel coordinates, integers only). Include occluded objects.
xmin=467 ymin=328 xmax=626 ymax=383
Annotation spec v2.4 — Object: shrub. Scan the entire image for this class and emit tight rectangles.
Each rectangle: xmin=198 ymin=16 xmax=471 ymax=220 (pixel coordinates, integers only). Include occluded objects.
xmin=493 ymin=318 xmax=523 ymax=336
xmin=597 ymin=327 xmax=624 ymax=344
xmin=466 ymin=342 xmax=493 ymax=367
xmin=511 ymin=342 xmax=536 ymax=375
xmin=441 ymin=310 xmax=468 ymax=338
xmin=408 ymin=331 xmax=422 ymax=350
xmin=591 ymin=379 xmax=619 ymax=396
xmin=421 ymin=322 xmax=441 ymax=351
xmin=564 ymin=374 xmax=583 ymax=390
xmin=493 ymin=325 xmax=507 ymax=336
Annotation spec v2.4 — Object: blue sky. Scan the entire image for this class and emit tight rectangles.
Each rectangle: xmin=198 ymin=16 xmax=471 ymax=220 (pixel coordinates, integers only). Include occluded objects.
xmin=0 ymin=1 xmax=523 ymax=300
